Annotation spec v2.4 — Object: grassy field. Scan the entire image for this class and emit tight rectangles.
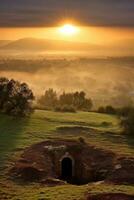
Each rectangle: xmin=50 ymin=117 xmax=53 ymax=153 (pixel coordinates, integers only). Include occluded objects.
xmin=0 ymin=110 xmax=134 ymax=199
xmin=1 ymin=182 xmax=134 ymax=200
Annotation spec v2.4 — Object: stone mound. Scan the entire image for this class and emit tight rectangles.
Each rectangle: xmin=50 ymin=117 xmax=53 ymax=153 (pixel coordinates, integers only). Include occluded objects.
xmin=10 ymin=138 xmax=134 ymax=185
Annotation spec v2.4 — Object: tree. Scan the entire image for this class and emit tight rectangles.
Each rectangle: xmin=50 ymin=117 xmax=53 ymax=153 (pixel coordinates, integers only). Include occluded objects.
xmin=38 ymin=89 xmax=93 ymax=112
xmin=59 ymin=92 xmax=74 ymax=106
xmin=59 ymin=91 xmax=93 ymax=111
xmin=117 ymin=106 xmax=132 ymax=117
xmin=98 ymin=106 xmax=105 ymax=113
xmin=38 ymin=88 xmax=58 ymax=109
xmin=105 ymin=105 xmax=116 ymax=115
xmin=0 ymin=77 xmax=34 ymax=116
xmin=97 ymin=105 xmax=116 ymax=114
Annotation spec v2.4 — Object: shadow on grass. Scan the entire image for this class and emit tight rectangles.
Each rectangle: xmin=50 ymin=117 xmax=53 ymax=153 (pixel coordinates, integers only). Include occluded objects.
xmin=0 ymin=114 xmax=29 ymax=169
xmin=125 ymin=135 xmax=134 ymax=148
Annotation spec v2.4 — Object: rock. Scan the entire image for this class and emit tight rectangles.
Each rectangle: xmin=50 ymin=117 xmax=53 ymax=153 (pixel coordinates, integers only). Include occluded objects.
xmin=10 ymin=164 xmax=44 ymax=182
xmin=40 ymin=178 xmax=66 ymax=186
xmin=107 ymin=157 xmax=134 ymax=184
xmin=115 ymin=164 xmax=122 ymax=170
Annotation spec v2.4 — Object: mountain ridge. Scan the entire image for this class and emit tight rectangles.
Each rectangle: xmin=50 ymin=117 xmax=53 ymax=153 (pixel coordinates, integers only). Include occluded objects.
xmin=1 ymin=38 xmax=99 ymax=51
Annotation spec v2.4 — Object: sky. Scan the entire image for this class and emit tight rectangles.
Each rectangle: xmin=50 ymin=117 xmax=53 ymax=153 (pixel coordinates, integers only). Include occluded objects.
xmin=0 ymin=0 xmax=134 ymax=43
xmin=0 ymin=0 xmax=134 ymax=27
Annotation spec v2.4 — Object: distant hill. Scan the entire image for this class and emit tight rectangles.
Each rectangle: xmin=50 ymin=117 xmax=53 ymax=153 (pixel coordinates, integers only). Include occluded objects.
xmin=115 ymin=38 xmax=134 ymax=47
xmin=0 ymin=40 xmax=11 ymax=47
xmin=0 ymin=38 xmax=133 ymax=56
xmin=1 ymin=38 xmax=99 ymax=51
xmin=108 ymin=38 xmax=134 ymax=50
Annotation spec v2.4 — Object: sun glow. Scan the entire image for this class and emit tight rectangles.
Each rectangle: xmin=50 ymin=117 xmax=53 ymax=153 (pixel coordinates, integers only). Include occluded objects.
xmin=59 ymin=24 xmax=79 ymax=36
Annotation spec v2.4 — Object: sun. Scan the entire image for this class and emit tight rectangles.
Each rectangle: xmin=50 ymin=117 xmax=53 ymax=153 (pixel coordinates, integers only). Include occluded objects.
xmin=59 ymin=24 xmax=79 ymax=36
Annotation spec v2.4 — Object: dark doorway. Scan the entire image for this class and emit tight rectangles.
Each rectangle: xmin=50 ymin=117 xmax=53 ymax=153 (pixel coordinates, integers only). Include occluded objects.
xmin=61 ymin=157 xmax=73 ymax=181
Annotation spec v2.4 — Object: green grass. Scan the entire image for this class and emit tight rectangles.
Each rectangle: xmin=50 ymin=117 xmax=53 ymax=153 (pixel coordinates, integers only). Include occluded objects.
xmin=0 ymin=110 xmax=134 ymax=199
xmin=0 ymin=109 xmax=133 ymax=164
xmin=0 ymin=182 xmax=134 ymax=200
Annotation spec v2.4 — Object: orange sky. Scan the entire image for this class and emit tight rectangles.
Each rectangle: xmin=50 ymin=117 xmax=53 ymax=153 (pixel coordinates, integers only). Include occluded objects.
xmin=0 ymin=26 xmax=134 ymax=45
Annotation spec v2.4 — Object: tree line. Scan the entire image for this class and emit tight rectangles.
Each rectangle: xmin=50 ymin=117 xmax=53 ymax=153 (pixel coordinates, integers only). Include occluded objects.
xmin=38 ymin=88 xmax=93 ymax=112
xmin=0 ymin=78 xmax=93 ymax=115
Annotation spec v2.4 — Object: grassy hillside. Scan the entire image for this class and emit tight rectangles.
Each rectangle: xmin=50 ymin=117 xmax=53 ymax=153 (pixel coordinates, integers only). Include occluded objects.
xmin=0 ymin=110 xmax=134 ymax=199
xmin=0 ymin=110 xmax=133 ymax=166
xmin=0 ymin=110 xmax=133 ymax=165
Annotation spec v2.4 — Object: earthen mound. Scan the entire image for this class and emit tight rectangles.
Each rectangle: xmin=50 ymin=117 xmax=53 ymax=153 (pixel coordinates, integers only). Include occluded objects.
xmin=10 ymin=138 xmax=134 ymax=185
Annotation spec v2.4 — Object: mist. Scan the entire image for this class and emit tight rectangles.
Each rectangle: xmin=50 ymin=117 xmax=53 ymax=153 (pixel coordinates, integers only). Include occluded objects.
xmin=0 ymin=56 xmax=134 ymax=108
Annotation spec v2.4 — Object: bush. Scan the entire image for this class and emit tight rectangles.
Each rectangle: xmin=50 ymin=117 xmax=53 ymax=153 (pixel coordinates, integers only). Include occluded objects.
xmin=105 ymin=106 xmax=116 ymax=115
xmin=98 ymin=106 xmax=105 ymax=113
xmin=101 ymin=121 xmax=112 ymax=127
xmin=97 ymin=105 xmax=116 ymax=115
xmin=78 ymin=137 xmax=86 ymax=144
xmin=54 ymin=105 xmax=76 ymax=113
xmin=117 ymin=106 xmax=133 ymax=117
xmin=120 ymin=109 xmax=134 ymax=137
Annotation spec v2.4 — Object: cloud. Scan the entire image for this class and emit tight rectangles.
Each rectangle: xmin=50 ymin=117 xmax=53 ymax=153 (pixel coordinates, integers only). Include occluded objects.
xmin=0 ymin=0 xmax=134 ymax=27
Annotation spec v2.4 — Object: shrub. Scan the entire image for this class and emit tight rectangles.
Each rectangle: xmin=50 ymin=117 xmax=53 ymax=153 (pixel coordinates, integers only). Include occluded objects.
xmin=54 ymin=105 xmax=76 ymax=113
xmin=78 ymin=137 xmax=86 ymax=144
xmin=98 ymin=106 xmax=105 ymax=113
xmin=97 ymin=105 xmax=116 ymax=115
xmin=105 ymin=105 xmax=116 ymax=115
xmin=117 ymin=106 xmax=133 ymax=117
xmin=101 ymin=121 xmax=112 ymax=127
xmin=121 ymin=109 xmax=134 ymax=137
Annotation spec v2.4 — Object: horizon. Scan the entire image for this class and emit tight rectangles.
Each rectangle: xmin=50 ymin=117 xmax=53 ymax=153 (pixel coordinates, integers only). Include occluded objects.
xmin=1 ymin=27 xmax=134 ymax=45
